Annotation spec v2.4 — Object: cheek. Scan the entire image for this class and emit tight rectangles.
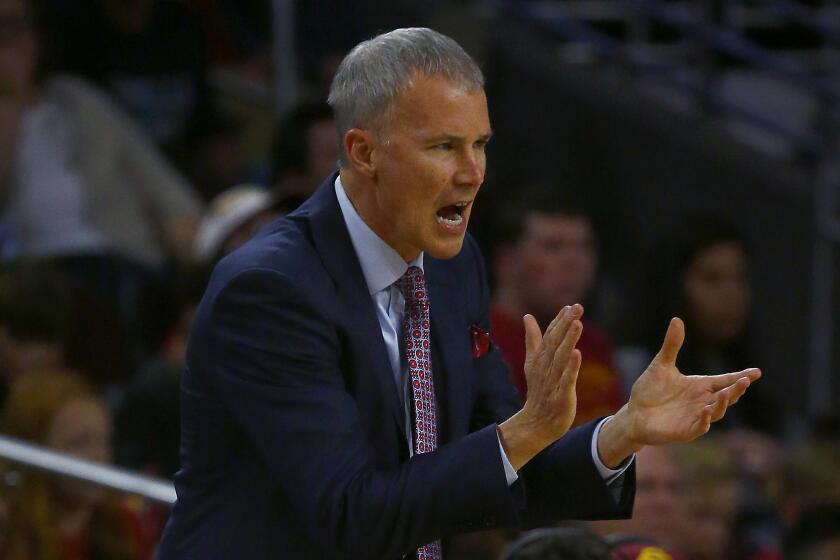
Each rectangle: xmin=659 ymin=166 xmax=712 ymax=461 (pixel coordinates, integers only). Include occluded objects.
xmin=580 ymin=253 xmax=597 ymax=279
xmin=521 ymin=249 xmax=551 ymax=275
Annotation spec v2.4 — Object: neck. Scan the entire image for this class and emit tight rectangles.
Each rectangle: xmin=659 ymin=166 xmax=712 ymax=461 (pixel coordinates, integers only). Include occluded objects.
xmin=339 ymin=169 xmax=420 ymax=262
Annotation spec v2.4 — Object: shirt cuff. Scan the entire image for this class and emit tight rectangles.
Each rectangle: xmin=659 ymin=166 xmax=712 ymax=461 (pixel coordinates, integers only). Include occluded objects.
xmin=591 ymin=416 xmax=635 ymax=484
xmin=496 ymin=428 xmax=519 ymax=486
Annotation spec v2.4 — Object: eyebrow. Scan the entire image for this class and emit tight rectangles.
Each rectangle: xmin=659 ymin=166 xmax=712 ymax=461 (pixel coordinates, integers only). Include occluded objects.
xmin=426 ymin=131 xmax=494 ymax=143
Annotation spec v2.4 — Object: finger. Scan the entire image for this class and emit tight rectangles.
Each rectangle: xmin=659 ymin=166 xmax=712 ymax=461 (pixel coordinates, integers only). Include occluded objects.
xmin=523 ymin=314 xmax=543 ymax=358
xmin=696 ymin=405 xmax=713 ymax=437
xmin=551 ymin=319 xmax=583 ymax=371
xmin=542 ymin=304 xmax=583 ymax=354
xmin=706 ymin=368 xmax=761 ymax=392
xmin=557 ymin=348 xmax=582 ymax=396
xmin=538 ymin=307 xmax=573 ymax=361
xmin=542 ymin=305 xmax=570 ymax=340
xmin=655 ymin=317 xmax=685 ymax=365
xmin=543 ymin=304 xmax=580 ymax=343
xmin=706 ymin=389 xmax=728 ymax=423
xmin=708 ymin=377 xmax=751 ymax=422
xmin=525 ymin=308 xmax=567 ymax=382
xmin=531 ymin=305 xmax=570 ymax=356
xmin=554 ymin=319 xmax=583 ymax=364
xmin=725 ymin=376 xmax=751 ymax=404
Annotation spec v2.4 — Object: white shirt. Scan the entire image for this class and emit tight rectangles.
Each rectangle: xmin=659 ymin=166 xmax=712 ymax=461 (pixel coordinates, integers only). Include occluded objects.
xmin=334 ymin=176 xmax=631 ymax=486
xmin=5 ymin=99 xmax=109 ymax=258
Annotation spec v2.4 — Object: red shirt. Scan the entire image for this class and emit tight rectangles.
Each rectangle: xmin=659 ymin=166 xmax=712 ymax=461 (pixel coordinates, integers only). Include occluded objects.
xmin=57 ymin=497 xmax=163 ymax=560
xmin=490 ymin=305 xmax=625 ymax=426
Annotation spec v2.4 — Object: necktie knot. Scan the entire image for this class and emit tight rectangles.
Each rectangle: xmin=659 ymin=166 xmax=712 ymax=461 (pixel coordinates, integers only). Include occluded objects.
xmin=397 ymin=266 xmax=428 ymax=310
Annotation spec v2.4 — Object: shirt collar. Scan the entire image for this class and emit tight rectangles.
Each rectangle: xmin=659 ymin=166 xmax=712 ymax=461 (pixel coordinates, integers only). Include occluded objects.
xmin=335 ymin=175 xmax=424 ymax=295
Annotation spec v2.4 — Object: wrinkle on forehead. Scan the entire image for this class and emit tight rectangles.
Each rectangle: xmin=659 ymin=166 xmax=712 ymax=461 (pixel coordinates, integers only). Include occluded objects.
xmin=377 ymin=72 xmax=487 ymax=139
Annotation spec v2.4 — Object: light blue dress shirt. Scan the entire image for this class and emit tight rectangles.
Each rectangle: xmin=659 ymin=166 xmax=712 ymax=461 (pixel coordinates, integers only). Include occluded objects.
xmin=334 ymin=176 xmax=631 ymax=486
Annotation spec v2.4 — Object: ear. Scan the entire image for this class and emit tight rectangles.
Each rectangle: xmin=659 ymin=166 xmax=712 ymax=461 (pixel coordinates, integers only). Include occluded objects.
xmin=343 ymin=128 xmax=378 ymax=179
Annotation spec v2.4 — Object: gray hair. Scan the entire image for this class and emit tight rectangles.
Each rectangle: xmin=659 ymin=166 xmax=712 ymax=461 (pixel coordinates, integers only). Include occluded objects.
xmin=327 ymin=27 xmax=485 ymax=166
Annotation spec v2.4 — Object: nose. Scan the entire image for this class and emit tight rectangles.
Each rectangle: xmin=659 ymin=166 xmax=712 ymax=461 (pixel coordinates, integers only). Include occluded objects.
xmin=454 ymin=148 xmax=485 ymax=187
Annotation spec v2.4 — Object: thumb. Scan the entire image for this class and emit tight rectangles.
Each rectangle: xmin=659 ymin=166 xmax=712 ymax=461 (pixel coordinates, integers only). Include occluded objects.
xmin=656 ymin=317 xmax=685 ymax=365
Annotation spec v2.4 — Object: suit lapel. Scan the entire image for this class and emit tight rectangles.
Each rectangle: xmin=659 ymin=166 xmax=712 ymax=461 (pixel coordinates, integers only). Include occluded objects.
xmin=304 ymin=175 xmax=404 ymax=435
xmin=425 ymin=257 xmax=474 ymax=443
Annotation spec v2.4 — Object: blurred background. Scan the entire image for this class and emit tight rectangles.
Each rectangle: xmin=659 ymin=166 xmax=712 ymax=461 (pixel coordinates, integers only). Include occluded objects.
xmin=0 ymin=0 xmax=838 ymax=558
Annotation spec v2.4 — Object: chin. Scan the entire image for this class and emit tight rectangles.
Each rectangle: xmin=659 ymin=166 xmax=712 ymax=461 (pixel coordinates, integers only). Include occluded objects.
xmin=424 ymin=237 xmax=466 ymax=260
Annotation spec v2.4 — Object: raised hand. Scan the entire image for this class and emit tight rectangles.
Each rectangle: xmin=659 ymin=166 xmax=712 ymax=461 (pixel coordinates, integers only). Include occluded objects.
xmin=598 ymin=317 xmax=761 ymax=467
xmin=499 ymin=304 xmax=585 ymax=470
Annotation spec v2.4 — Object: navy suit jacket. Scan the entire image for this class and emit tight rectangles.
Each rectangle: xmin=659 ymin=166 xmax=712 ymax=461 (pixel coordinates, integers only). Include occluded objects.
xmin=157 ymin=175 xmax=634 ymax=559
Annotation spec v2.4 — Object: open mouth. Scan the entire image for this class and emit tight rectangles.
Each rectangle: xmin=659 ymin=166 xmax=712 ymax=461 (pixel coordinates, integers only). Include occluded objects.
xmin=436 ymin=202 xmax=470 ymax=228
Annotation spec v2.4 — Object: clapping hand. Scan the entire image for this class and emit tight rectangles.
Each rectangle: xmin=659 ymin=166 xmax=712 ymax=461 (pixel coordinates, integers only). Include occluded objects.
xmin=499 ymin=304 xmax=585 ymax=470
xmin=498 ymin=309 xmax=761 ymax=472
xmin=598 ymin=317 xmax=761 ymax=467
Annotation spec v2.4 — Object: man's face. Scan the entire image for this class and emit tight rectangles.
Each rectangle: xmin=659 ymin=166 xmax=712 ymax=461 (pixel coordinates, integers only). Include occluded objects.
xmin=589 ymin=446 xmax=687 ymax=554
xmin=357 ymin=73 xmax=490 ymax=261
xmin=46 ymin=397 xmax=112 ymax=506
xmin=627 ymin=446 xmax=687 ymax=550
xmin=514 ymin=214 xmax=597 ymax=320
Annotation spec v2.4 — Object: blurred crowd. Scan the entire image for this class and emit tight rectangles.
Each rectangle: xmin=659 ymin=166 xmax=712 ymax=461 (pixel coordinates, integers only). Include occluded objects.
xmin=0 ymin=0 xmax=837 ymax=559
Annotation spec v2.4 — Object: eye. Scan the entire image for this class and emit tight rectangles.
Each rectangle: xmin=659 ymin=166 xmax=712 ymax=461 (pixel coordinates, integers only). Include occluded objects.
xmin=474 ymin=139 xmax=488 ymax=150
xmin=434 ymin=142 xmax=454 ymax=151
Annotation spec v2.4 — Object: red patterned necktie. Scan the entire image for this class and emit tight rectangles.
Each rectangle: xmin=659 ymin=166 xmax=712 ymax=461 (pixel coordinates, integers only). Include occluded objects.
xmin=397 ymin=266 xmax=442 ymax=560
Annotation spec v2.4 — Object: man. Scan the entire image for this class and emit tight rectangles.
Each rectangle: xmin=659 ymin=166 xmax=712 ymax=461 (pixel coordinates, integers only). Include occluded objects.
xmin=589 ymin=445 xmax=688 ymax=557
xmin=0 ymin=0 xmax=202 ymax=267
xmin=271 ymin=98 xmax=340 ymax=199
xmin=158 ymin=28 xmax=760 ymax=559
xmin=491 ymin=195 xmax=624 ymax=425
xmin=1 ymin=0 xmax=203 ymax=379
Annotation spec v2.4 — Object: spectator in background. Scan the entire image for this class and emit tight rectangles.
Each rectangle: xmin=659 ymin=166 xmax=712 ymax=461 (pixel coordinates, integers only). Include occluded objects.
xmin=775 ymin=441 xmax=840 ymax=530
xmin=194 ymin=184 xmax=294 ymax=264
xmin=113 ymin=268 xmax=208 ymax=479
xmin=0 ymin=0 xmax=202 ymax=266
xmin=637 ymin=218 xmax=781 ymax=436
xmin=115 ymin=184 xmax=299 ymax=478
xmin=630 ymin=218 xmax=789 ymax=560
xmin=1 ymin=370 xmax=158 ymax=559
xmin=0 ymin=0 xmax=204 ymax=380
xmin=0 ymin=262 xmax=72 ymax=409
xmin=490 ymin=192 xmax=624 ymax=425
xmin=41 ymin=0 xmax=234 ymax=195
xmin=589 ymin=445 xmax=687 ymax=558
xmin=270 ymin=99 xmax=338 ymax=200
xmin=671 ymin=438 xmax=750 ymax=560
xmin=0 ymin=260 xmax=153 ymax=394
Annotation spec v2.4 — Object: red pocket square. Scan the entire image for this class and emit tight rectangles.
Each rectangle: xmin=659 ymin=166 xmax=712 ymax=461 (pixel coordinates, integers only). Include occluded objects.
xmin=470 ymin=324 xmax=491 ymax=359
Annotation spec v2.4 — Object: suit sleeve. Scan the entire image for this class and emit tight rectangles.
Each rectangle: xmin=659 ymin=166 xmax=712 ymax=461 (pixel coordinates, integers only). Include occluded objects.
xmin=462 ymin=237 xmax=635 ymax=525
xmin=199 ymin=266 xmax=521 ymax=558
